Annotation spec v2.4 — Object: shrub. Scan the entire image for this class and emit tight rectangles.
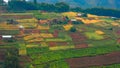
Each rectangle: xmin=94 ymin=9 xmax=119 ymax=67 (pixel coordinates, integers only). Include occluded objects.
xmin=70 ymin=27 xmax=77 ymax=32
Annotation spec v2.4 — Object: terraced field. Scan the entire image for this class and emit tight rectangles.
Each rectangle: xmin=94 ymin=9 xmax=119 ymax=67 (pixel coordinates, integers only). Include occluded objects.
xmin=0 ymin=12 xmax=120 ymax=68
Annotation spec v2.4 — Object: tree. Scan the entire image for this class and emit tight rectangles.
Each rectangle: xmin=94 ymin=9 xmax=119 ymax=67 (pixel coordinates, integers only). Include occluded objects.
xmin=4 ymin=49 xmax=19 ymax=68
xmin=0 ymin=0 xmax=5 ymax=5
xmin=33 ymin=0 xmax=37 ymax=4
xmin=71 ymin=7 xmax=83 ymax=12
xmin=70 ymin=27 xmax=77 ymax=32
xmin=8 ymin=0 xmax=37 ymax=11
xmin=37 ymin=3 xmax=55 ymax=12
xmin=55 ymin=2 xmax=70 ymax=12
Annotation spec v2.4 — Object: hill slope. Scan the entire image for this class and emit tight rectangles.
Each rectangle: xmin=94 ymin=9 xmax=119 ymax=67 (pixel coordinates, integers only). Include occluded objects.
xmin=28 ymin=0 xmax=120 ymax=9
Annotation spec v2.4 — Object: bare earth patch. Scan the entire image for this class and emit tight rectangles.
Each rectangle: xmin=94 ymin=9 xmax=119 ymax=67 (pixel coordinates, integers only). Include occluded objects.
xmin=66 ymin=52 xmax=120 ymax=68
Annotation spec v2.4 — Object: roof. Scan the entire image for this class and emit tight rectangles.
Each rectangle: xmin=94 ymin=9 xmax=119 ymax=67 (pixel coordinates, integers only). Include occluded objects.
xmin=2 ymin=35 xmax=13 ymax=38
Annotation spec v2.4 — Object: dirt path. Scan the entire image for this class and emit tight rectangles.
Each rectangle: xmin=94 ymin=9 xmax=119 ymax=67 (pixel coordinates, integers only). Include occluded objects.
xmin=66 ymin=52 xmax=120 ymax=68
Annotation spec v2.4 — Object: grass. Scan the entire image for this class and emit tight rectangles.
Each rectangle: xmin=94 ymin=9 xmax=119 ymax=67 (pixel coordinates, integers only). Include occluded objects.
xmin=85 ymin=32 xmax=104 ymax=40
xmin=45 ymin=38 xmax=66 ymax=42
xmin=91 ymin=64 xmax=120 ymax=68
xmin=30 ymin=45 xmax=120 ymax=64
xmin=101 ymin=18 xmax=115 ymax=22
xmin=0 ymin=30 xmax=19 ymax=35
xmin=49 ymin=60 xmax=69 ymax=68
xmin=27 ymin=47 xmax=49 ymax=54
xmin=49 ymin=45 xmax=75 ymax=50
xmin=0 ymin=13 xmax=33 ymax=15
xmin=34 ymin=12 xmax=61 ymax=19
xmin=35 ymin=60 xmax=69 ymax=68
xmin=88 ymin=39 xmax=116 ymax=47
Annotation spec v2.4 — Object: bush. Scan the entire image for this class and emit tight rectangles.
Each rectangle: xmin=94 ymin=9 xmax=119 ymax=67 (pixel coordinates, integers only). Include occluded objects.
xmin=72 ymin=21 xmax=84 ymax=24
xmin=70 ymin=27 xmax=77 ymax=32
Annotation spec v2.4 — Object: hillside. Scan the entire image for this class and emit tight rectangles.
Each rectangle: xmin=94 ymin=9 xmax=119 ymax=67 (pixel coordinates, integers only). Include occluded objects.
xmin=28 ymin=0 xmax=120 ymax=9
xmin=0 ymin=11 xmax=120 ymax=68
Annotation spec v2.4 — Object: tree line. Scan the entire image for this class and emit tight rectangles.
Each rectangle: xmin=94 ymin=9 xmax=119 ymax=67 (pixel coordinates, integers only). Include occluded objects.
xmin=7 ymin=0 xmax=70 ymax=12
xmin=1 ymin=0 xmax=120 ymax=18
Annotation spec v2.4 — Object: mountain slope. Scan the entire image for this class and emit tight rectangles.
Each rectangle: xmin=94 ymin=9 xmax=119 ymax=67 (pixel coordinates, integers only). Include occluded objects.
xmin=28 ymin=0 xmax=120 ymax=9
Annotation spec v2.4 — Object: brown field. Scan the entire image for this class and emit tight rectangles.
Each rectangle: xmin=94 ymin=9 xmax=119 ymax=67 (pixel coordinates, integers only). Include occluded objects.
xmin=66 ymin=52 xmax=120 ymax=68
xmin=0 ymin=15 xmax=33 ymax=19
xmin=70 ymin=33 xmax=88 ymax=48
xmin=0 ymin=49 xmax=6 ymax=62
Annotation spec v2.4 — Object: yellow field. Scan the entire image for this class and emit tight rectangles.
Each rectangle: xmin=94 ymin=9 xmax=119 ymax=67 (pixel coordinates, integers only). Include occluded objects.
xmin=95 ymin=30 xmax=104 ymax=35
xmin=111 ymin=22 xmax=119 ymax=26
xmin=63 ymin=24 xmax=73 ymax=31
xmin=19 ymin=49 xmax=27 ymax=55
xmin=28 ymin=38 xmax=44 ymax=43
xmin=40 ymin=33 xmax=53 ymax=38
xmin=37 ymin=25 xmax=50 ymax=30
xmin=87 ymin=14 xmax=99 ymax=18
xmin=76 ymin=17 xmax=102 ymax=24
xmin=26 ymin=44 xmax=39 ymax=48
xmin=16 ymin=18 xmax=38 ymax=23
xmin=0 ymin=23 xmax=19 ymax=30
xmin=24 ymin=34 xmax=41 ymax=40
xmin=62 ymin=12 xmax=77 ymax=18
xmin=41 ymin=42 xmax=48 ymax=47
xmin=49 ymin=46 xmax=74 ymax=50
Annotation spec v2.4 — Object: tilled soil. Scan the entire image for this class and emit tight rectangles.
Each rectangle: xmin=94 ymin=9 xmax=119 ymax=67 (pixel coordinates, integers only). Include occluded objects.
xmin=66 ymin=52 xmax=120 ymax=68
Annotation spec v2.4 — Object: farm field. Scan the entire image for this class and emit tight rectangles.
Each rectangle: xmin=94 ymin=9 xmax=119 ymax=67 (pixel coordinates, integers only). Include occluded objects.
xmin=66 ymin=52 xmax=120 ymax=68
xmin=0 ymin=11 xmax=120 ymax=68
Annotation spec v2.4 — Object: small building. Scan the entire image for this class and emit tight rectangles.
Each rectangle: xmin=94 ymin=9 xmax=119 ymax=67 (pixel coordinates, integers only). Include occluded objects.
xmin=71 ymin=19 xmax=77 ymax=22
xmin=2 ymin=35 xmax=13 ymax=39
xmin=77 ymin=13 xmax=82 ymax=17
xmin=0 ymin=35 xmax=14 ymax=41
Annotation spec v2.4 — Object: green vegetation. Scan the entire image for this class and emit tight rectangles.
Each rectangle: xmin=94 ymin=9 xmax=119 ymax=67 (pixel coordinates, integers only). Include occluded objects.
xmin=91 ymin=64 xmax=120 ymax=68
xmin=30 ymin=45 xmax=120 ymax=64
xmin=1 ymin=2 xmax=120 ymax=68
xmin=49 ymin=46 xmax=74 ymax=50
xmin=85 ymin=32 xmax=104 ymax=40
xmin=0 ymin=30 xmax=19 ymax=35
xmin=69 ymin=27 xmax=77 ymax=32
xmin=34 ymin=12 xmax=61 ymax=19
xmin=27 ymin=47 xmax=49 ymax=54
xmin=5 ymin=0 xmax=120 ymax=18
xmin=35 ymin=60 xmax=69 ymax=68
xmin=4 ymin=49 xmax=19 ymax=68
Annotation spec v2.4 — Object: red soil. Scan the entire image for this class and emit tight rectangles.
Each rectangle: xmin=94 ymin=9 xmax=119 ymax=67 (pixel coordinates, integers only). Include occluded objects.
xmin=66 ymin=52 xmax=120 ymax=68
xmin=53 ymin=30 xmax=59 ymax=37
xmin=75 ymin=44 xmax=88 ymax=49
xmin=19 ymin=56 xmax=32 ymax=67
xmin=1 ymin=15 xmax=33 ymax=19
xmin=70 ymin=33 xmax=88 ymax=48
xmin=0 ymin=49 xmax=6 ymax=62
xmin=49 ymin=42 xmax=57 ymax=47
xmin=24 ymin=29 xmax=40 ymax=34
xmin=49 ymin=42 xmax=68 ymax=47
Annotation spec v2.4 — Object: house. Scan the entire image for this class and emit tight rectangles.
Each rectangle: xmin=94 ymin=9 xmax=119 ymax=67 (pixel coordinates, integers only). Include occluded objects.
xmin=71 ymin=19 xmax=77 ymax=21
xmin=0 ymin=35 xmax=14 ymax=41
xmin=77 ymin=13 xmax=82 ymax=17
xmin=2 ymin=35 xmax=13 ymax=39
